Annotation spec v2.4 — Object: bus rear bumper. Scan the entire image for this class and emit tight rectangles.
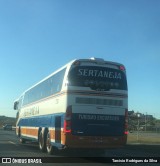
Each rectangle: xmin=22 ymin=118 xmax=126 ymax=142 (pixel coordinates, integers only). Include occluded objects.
xmin=64 ymin=134 xmax=127 ymax=149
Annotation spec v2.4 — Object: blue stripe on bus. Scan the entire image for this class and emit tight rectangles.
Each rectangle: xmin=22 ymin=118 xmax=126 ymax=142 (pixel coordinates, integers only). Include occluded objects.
xmin=17 ymin=113 xmax=125 ymax=137
xmin=17 ymin=113 xmax=64 ymax=128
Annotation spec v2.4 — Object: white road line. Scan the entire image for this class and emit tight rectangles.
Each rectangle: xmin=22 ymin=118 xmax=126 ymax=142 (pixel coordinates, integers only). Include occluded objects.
xmin=8 ymin=141 xmax=19 ymax=146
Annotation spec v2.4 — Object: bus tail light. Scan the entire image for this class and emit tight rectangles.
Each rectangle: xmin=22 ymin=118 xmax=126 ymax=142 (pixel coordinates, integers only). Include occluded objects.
xmin=124 ymin=109 xmax=128 ymax=135
xmin=64 ymin=106 xmax=72 ymax=133
xmin=73 ymin=61 xmax=81 ymax=66
xmin=119 ymin=65 xmax=125 ymax=71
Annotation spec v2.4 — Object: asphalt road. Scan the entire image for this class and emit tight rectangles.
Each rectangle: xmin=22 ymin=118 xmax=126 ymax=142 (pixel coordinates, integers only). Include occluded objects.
xmin=0 ymin=129 xmax=159 ymax=166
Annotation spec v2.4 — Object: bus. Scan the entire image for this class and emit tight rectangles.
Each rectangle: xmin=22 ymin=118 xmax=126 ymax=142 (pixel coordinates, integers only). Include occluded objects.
xmin=14 ymin=57 xmax=128 ymax=154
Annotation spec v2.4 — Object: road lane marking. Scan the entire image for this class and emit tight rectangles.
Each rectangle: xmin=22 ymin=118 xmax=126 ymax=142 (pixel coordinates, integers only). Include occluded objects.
xmin=8 ymin=141 xmax=19 ymax=146
xmin=8 ymin=141 xmax=16 ymax=144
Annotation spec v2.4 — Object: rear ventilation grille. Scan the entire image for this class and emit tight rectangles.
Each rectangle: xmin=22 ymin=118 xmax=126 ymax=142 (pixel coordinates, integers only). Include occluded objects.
xmin=76 ymin=97 xmax=123 ymax=106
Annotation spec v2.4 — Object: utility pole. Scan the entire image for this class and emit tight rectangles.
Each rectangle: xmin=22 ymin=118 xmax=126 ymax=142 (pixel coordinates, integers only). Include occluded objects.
xmin=145 ymin=112 xmax=147 ymax=132
xmin=137 ymin=113 xmax=140 ymax=142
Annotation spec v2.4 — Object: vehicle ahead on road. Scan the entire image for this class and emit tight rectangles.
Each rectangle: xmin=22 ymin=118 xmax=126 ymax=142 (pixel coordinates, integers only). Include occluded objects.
xmin=14 ymin=57 xmax=128 ymax=154
xmin=3 ymin=124 xmax=12 ymax=130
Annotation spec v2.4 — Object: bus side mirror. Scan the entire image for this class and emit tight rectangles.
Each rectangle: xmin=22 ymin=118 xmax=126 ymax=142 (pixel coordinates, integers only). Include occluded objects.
xmin=14 ymin=101 xmax=19 ymax=110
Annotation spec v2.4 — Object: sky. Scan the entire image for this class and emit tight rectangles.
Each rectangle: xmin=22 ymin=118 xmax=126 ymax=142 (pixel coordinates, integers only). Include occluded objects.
xmin=0 ymin=0 xmax=160 ymax=118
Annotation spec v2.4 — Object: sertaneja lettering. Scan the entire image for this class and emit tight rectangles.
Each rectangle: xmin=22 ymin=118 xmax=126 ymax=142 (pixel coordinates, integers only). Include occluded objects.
xmin=78 ymin=69 xmax=121 ymax=79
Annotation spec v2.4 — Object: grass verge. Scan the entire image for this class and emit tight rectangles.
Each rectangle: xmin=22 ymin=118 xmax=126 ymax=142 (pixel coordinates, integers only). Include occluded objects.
xmin=127 ymin=132 xmax=160 ymax=144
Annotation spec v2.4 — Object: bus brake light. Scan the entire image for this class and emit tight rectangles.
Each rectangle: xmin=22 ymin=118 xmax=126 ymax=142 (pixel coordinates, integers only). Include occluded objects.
xmin=119 ymin=65 xmax=125 ymax=71
xmin=124 ymin=131 xmax=129 ymax=135
xmin=64 ymin=106 xmax=72 ymax=133
xmin=124 ymin=109 xmax=128 ymax=135
xmin=64 ymin=121 xmax=71 ymax=133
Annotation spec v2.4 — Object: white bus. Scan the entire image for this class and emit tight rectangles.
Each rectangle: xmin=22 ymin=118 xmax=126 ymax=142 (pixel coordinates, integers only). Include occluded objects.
xmin=14 ymin=57 xmax=128 ymax=154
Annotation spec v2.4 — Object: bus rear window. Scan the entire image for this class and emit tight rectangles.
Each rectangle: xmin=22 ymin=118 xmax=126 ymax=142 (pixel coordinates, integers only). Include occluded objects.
xmin=68 ymin=66 xmax=127 ymax=91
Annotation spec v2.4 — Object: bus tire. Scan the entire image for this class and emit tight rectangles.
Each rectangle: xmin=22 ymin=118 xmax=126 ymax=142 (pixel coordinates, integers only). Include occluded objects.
xmin=39 ymin=130 xmax=46 ymax=152
xmin=19 ymin=137 xmax=26 ymax=144
xmin=46 ymin=131 xmax=54 ymax=155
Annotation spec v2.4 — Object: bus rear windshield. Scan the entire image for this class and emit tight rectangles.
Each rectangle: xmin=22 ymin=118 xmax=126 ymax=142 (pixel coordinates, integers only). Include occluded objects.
xmin=68 ymin=66 xmax=127 ymax=91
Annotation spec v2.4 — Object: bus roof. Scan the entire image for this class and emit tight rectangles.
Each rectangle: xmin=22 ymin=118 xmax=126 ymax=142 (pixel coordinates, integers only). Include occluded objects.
xmin=74 ymin=57 xmax=124 ymax=66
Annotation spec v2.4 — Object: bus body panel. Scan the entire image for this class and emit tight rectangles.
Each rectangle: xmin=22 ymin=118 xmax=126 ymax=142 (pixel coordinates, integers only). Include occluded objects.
xmin=64 ymin=134 xmax=127 ymax=149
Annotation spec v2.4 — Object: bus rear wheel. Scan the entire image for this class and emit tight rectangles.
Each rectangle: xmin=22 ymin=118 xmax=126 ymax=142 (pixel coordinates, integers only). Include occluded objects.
xmin=39 ymin=130 xmax=46 ymax=152
xmin=46 ymin=131 xmax=54 ymax=155
xmin=19 ymin=137 xmax=26 ymax=144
